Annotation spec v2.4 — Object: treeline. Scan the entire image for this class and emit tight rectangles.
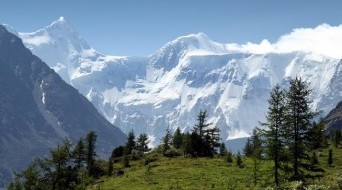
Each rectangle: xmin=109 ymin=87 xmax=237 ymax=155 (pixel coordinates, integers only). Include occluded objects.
xmin=110 ymin=110 xmax=223 ymax=167
xmin=8 ymin=131 xmax=100 ymax=190
xmin=242 ymin=77 xmax=342 ymax=189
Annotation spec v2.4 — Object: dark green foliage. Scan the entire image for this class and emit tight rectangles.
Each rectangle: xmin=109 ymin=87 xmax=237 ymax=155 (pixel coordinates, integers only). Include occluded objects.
xmin=285 ymin=77 xmax=318 ymax=180
xmin=125 ymin=130 xmax=136 ymax=155
xmin=261 ymin=84 xmax=287 ymax=188
xmin=136 ymin=133 xmax=150 ymax=153
xmin=7 ymin=177 xmax=22 ymax=190
xmin=85 ymin=131 xmax=97 ymax=177
xmin=243 ymin=138 xmax=253 ymax=157
xmin=236 ymin=151 xmax=243 ymax=168
xmin=172 ymin=127 xmax=183 ymax=149
xmin=162 ymin=126 xmax=172 ymax=154
xmin=251 ymin=129 xmax=262 ymax=186
xmin=219 ymin=142 xmax=227 ymax=157
xmin=123 ymin=154 xmax=130 ymax=168
xmin=111 ymin=146 xmax=124 ymax=159
xmin=328 ymin=149 xmax=333 ymax=167
xmin=333 ymin=130 xmax=342 ymax=148
xmin=8 ymin=139 xmax=83 ymax=190
xmin=190 ymin=110 xmax=220 ymax=157
xmin=73 ymin=137 xmax=86 ymax=170
xmin=182 ymin=132 xmax=192 ymax=157
xmin=107 ymin=158 xmax=113 ymax=176
xmin=164 ymin=148 xmax=183 ymax=158
xmin=310 ymin=151 xmax=319 ymax=168
xmin=225 ymin=150 xmax=233 ymax=163
xmin=308 ymin=121 xmax=325 ymax=150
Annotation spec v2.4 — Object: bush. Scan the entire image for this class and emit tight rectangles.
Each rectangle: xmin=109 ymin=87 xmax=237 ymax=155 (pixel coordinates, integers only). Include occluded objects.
xmin=164 ymin=148 xmax=182 ymax=158
xmin=226 ymin=151 xmax=233 ymax=163
xmin=131 ymin=149 xmax=143 ymax=160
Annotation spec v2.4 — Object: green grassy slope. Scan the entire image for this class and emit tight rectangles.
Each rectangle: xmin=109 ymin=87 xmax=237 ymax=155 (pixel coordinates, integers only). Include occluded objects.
xmin=89 ymin=147 xmax=342 ymax=190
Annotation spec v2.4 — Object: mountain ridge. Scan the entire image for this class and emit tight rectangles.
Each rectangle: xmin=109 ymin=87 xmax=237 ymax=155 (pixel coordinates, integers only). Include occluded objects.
xmin=14 ymin=18 xmax=342 ymax=145
xmin=0 ymin=24 xmax=126 ymax=188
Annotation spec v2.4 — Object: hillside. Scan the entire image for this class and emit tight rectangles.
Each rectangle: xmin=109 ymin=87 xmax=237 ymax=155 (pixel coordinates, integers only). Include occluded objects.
xmin=89 ymin=147 xmax=342 ymax=190
xmin=324 ymin=101 xmax=342 ymax=133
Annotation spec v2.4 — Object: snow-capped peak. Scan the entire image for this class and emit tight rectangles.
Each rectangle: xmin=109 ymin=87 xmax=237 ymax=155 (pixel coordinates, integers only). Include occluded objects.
xmin=1 ymin=23 xmax=19 ymax=36
xmin=150 ymin=33 xmax=228 ymax=71
xmin=162 ymin=32 xmax=227 ymax=55
xmin=45 ymin=16 xmax=74 ymax=33
xmin=18 ymin=17 xmax=97 ymax=83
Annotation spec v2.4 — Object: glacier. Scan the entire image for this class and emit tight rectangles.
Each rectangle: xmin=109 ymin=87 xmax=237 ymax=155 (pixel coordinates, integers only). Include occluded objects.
xmin=15 ymin=17 xmax=342 ymax=145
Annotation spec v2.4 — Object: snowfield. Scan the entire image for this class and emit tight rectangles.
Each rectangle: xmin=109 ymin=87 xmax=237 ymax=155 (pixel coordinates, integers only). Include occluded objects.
xmin=15 ymin=17 xmax=342 ymax=145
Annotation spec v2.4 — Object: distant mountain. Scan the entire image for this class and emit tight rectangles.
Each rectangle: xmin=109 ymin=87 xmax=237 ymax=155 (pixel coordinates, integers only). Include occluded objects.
xmin=17 ymin=18 xmax=342 ymax=146
xmin=0 ymin=25 xmax=126 ymax=188
xmin=324 ymin=101 xmax=342 ymax=133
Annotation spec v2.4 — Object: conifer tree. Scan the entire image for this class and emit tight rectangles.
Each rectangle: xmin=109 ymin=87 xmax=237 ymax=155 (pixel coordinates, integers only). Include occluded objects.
xmin=125 ymin=130 xmax=136 ymax=155
xmin=162 ymin=126 xmax=172 ymax=154
xmin=236 ymin=151 xmax=243 ymax=168
xmin=261 ymin=84 xmax=286 ymax=188
xmin=136 ymin=133 xmax=150 ymax=153
xmin=285 ymin=77 xmax=318 ymax=180
xmin=308 ymin=121 xmax=325 ymax=150
xmin=250 ymin=129 xmax=262 ymax=186
xmin=85 ymin=131 xmax=97 ymax=177
xmin=190 ymin=110 xmax=220 ymax=157
xmin=243 ymin=138 xmax=253 ymax=157
xmin=73 ymin=137 xmax=86 ymax=170
xmin=182 ymin=132 xmax=192 ymax=157
xmin=219 ymin=142 xmax=227 ymax=157
xmin=172 ymin=127 xmax=183 ymax=149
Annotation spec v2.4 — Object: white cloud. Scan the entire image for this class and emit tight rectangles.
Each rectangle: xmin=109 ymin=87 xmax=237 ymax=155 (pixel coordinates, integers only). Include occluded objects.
xmin=226 ymin=23 xmax=342 ymax=59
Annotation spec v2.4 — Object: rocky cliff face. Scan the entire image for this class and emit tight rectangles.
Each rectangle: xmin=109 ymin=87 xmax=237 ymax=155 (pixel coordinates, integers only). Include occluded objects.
xmin=0 ymin=25 xmax=126 ymax=188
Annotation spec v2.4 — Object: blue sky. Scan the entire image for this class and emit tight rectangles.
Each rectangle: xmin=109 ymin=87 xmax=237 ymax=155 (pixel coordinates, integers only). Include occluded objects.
xmin=1 ymin=0 xmax=342 ymax=56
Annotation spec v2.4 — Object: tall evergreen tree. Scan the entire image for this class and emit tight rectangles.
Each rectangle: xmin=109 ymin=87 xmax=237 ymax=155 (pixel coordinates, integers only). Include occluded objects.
xmin=236 ymin=151 xmax=243 ymax=168
xmin=285 ymin=77 xmax=318 ymax=180
xmin=85 ymin=131 xmax=97 ymax=177
xmin=172 ymin=127 xmax=183 ymax=149
xmin=219 ymin=142 xmax=227 ymax=157
xmin=190 ymin=110 xmax=220 ymax=157
xmin=162 ymin=126 xmax=172 ymax=154
xmin=261 ymin=84 xmax=286 ymax=188
xmin=125 ymin=130 xmax=136 ymax=155
xmin=136 ymin=133 xmax=150 ymax=153
xmin=73 ymin=137 xmax=86 ymax=170
xmin=182 ymin=132 xmax=192 ymax=157
xmin=243 ymin=138 xmax=253 ymax=157
xmin=308 ymin=121 xmax=325 ymax=150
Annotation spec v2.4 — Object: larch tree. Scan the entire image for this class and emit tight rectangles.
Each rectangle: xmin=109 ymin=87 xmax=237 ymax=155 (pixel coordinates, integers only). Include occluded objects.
xmin=85 ymin=131 xmax=97 ymax=177
xmin=261 ymin=84 xmax=286 ymax=188
xmin=285 ymin=77 xmax=318 ymax=180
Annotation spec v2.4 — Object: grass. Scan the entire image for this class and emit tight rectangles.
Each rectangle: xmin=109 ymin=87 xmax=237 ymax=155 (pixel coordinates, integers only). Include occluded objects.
xmin=88 ymin=146 xmax=342 ymax=190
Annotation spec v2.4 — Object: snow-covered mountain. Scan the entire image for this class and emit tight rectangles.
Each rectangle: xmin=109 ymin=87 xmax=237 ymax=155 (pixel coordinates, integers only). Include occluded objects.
xmin=17 ymin=17 xmax=342 ymax=145
xmin=0 ymin=25 xmax=126 ymax=188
